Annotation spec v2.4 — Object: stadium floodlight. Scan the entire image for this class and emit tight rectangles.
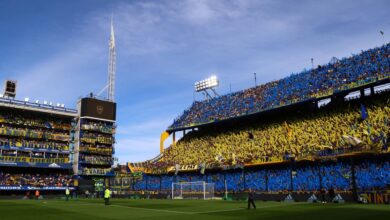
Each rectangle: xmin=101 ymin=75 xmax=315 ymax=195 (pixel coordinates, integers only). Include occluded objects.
xmin=43 ymin=101 xmax=48 ymax=105
xmin=24 ymin=97 xmax=29 ymax=102
xmin=35 ymin=100 xmax=39 ymax=104
xmin=194 ymin=75 xmax=220 ymax=100
xmin=194 ymin=75 xmax=219 ymax=92
xmin=61 ymin=104 xmax=65 ymax=108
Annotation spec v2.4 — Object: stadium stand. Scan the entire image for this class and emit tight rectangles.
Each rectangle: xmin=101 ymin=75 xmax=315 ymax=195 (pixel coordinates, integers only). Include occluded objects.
xmin=0 ymin=172 xmax=72 ymax=187
xmin=0 ymin=103 xmax=75 ymax=196
xmin=320 ymin=162 xmax=352 ymax=191
xmin=124 ymin=43 xmax=390 ymax=202
xmin=355 ymin=160 xmax=390 ymax=191
xmin=128 ymin=156 xmax=390 ymax=197
xmin=160 ymin=95 xmax=389 ymax=167
xmin=170 ymin=43 xmax=389 ymax=129
xmin=77 ymin=118 xmax=116 ymax=183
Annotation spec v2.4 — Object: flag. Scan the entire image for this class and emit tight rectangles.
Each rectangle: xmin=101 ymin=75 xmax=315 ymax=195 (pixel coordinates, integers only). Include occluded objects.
xmin=360 ymin=104 xmax=368 ymax=120
xmin=367 ymin=126 xmax=371 ymax=135
xmin=44 ymin=121 xmax=52 ymax=129
xmin=174 ymin=164 xmax=180 ymax=176
xmin=381 ymin=132 xmax=388 ymax=151
xmin=215 ymin=152 xmax=224 ymax=163
xmin=232 ymin=153 xmax=236 ymax=166
xmin=380 ymin=30 xmax=384 ymax=35
xmin=199 ymin=162 xmax=206 ymax=175
xmin=284 ymin=122 xmax=292 ymax=140
xmin=342 ymin=135 xmax=362 ymax=146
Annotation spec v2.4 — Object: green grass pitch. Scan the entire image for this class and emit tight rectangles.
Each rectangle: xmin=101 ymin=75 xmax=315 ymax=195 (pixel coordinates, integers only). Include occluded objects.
xmin=0 ymin=199 xmax=389 ymax=220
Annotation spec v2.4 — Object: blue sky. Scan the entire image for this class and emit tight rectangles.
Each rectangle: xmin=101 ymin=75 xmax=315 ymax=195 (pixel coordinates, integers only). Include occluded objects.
xmin=0 ymin=0 xmax=389 ymax=163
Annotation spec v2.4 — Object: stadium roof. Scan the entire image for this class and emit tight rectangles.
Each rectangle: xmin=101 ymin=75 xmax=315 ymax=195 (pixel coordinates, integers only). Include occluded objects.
xmin=0 ymin=97 xmax=77 ymax=117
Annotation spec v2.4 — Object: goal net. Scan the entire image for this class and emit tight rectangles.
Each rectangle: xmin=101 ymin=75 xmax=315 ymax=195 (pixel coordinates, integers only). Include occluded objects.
xmin=172 ymin=181 xmax=214 ymax=200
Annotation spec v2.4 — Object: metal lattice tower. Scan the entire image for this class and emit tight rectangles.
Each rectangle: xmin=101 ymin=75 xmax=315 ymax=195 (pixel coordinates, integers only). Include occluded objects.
xmin=108 ymin=18 xmax=116 ymax=102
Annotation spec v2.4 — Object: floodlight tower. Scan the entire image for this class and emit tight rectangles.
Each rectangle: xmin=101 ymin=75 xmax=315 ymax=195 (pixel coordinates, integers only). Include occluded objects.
xmin=108 ymin=18 xmax=116 ymax=102
xmin=194 ymin=75 xmax=220 ymax=100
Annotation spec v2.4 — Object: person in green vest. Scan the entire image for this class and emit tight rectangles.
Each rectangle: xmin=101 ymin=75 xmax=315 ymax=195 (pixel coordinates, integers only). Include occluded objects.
xmin=104 ymin=187 xmax=111 ymax=205
xmin=65 ymin=187 xmax=70 ymax=201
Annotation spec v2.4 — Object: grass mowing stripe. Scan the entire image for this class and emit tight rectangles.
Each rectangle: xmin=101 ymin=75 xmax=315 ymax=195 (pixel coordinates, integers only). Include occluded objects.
xmin=73 ymin=202 xmax=193 ymax=214
xmin=111 ymin=204 xmax=193 ymax=214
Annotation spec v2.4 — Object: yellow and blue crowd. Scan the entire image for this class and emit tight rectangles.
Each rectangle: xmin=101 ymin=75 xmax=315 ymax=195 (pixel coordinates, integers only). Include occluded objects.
xmin=0 ymin=172 xmax=72 ymax=187
xmin=161 ymin=98 xmax=389 ymax=168
xmin=170 ymin=43 xmax=389 ymax=129
xmin=132 ymin=42 xmax=390 ymax=194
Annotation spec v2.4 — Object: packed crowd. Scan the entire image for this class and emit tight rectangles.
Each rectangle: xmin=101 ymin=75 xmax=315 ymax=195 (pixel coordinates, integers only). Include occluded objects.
xmin=161 ymin=97 xmax=389 ymax=167
xmin=81 ymin=120 xmax=115 ymax=134
xmin=146 ymin=175 xmax=161 ymax=191
xmin=0 ymin=126 xmax=70 ymax=142
xmin=1 ymin=150 xmax=68 ymax=159
xmin=0 ymin=137 xmax=69 ymax=151
xmin=170 ymin=43 xmax=390 ymax=129
xmin=320 ymin=162 xmax=351 ymax=191
xmin=80 ymin=132 xmax=114 ymax=145
xmin=79 ymin=144 xmax=112 ymax=155
xmin=355 ymin=161 xmax=390 ymax=190
xmin=0 ymin=112 xmax=72 ymax=131
xmin=0 ymin=172 xmax=72 ymax=187
xmin=292 ymin=166 xmax=320 ymax=191
xmin=80 ymin=155 xmax=113 ymax=165
xmin=245 ymin=169 xmax=267 ymax=191
xmin=267 ymin=169 xmax=291 ymax=192
xmin=81 ymin=168 xmax=112 ymax=176
xmin=133 ymin=159 xmax=390 ymax=193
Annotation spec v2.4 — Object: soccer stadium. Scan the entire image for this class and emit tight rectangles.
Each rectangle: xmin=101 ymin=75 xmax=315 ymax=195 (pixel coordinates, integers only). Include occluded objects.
xmin=0 ymin=1 xmax=390 ymax=220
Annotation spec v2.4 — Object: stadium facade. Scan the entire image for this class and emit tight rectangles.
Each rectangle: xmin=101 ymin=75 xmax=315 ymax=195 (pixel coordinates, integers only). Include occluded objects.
xmin=0 ymin=95 xmax=116 ymax=197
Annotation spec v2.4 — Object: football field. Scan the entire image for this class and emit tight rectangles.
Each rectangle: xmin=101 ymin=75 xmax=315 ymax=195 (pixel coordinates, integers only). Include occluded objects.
xmin=0 ymin=199 xmax=389 ymax=220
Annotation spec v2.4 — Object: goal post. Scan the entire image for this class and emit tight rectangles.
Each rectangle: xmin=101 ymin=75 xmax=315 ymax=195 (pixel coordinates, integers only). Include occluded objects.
xmin=172 ymin=181 xmax=214 ymax=200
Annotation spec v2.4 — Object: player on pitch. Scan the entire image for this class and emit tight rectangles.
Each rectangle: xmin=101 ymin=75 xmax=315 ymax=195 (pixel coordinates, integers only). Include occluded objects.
xmin=248 ymin=188 xmax=256 ymax=209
